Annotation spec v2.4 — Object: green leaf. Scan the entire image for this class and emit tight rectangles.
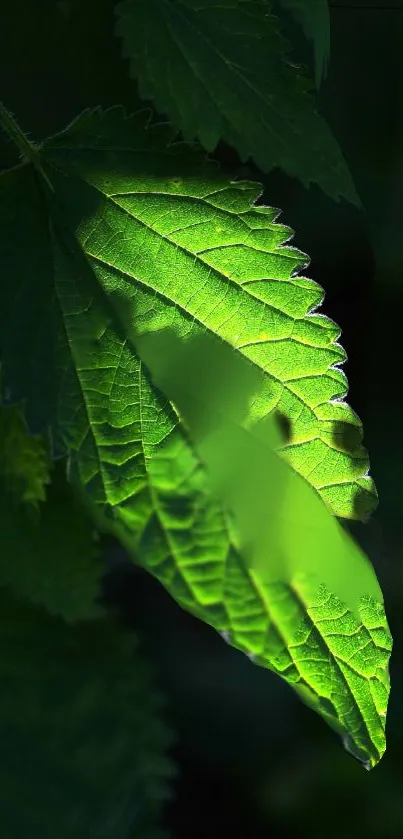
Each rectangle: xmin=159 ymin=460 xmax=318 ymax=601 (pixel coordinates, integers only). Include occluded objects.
xmin=130 ymin=326 xmax=392 ymax=770
xmin=114 ymin=0 xmax=359 ymax=206
xmin=0 ymin=106 xmax=373 ymax=519
xmin=0 ymin=398 xmax=104 ymax=621
xmin=0 ymin=589 xmax=176 ymax=839
xmin=0 ymin=106 xmax=388 ymax=764
xmin=275 ymin=0 xmax=330 ymax=89
xmin=0 ymin=456 xmax=106 ymax=622
xmin=0 ymin=400 xmax=51 ymax=512
xmin=0 ymin=399 xmax=104 ymax=620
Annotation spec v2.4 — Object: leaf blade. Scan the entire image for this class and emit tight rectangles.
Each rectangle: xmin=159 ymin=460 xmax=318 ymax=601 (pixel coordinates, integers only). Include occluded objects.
xmin=115 ymin=0 xmax=358 ymax=204
xmin=38 ymin=107 xmax=374 ymax=519
xmin=129 ymin=325 xmax=392 ymax=769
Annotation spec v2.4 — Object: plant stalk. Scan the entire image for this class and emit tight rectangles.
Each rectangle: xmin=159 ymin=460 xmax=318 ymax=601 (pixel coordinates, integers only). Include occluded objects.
xmin=0 ymin=101 xmax=37 ymax=163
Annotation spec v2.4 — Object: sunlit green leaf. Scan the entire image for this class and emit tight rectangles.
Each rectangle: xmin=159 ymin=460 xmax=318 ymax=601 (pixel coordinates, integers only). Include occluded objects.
xmin=0 ymin=106 xmax=389 ymax=765
xmin=131 ymin=326 xmax=392 ymax=769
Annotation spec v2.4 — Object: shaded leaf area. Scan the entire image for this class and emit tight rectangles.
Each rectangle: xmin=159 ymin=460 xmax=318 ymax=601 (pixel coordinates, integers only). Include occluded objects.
xmin=0 ymin=589 xmax=175 ymax=839
xmin=0 ymin=457 xmax=105 ymax=622
xmin=0 ymin=398 xmax=51 ymax=512
xmin=115 ymin=0 xmax=358 ymax=205
xmin=274 ymin=0 xmax=330 ymax=89
xmin=0 ymin=402 xmax=104 ymax=621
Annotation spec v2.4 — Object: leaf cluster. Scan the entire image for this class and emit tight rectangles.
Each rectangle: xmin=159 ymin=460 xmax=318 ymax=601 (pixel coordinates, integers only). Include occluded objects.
xmin=0 ymin=0 xmax=393 ymax=834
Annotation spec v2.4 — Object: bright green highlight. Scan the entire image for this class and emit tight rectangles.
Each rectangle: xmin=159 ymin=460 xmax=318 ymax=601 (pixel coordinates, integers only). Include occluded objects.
xmin=39 ymin=107 xmax=374 ymax=519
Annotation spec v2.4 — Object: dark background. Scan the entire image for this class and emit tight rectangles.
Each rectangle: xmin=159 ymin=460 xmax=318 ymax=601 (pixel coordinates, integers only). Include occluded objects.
xmin=1 ymin=0 xmax=402 ymax=836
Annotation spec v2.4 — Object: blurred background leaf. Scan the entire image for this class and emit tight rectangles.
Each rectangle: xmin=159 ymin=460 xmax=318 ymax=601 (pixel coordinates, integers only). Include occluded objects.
xmin=273 ymin=0 xmax=330 ymax=88
xmin=0 ymin=589 xmax=176 ymax=839
xmin=0 ymin=399 xmax=51 ymax=511
xmin=0 ymin=411 xmax=105 ymax=621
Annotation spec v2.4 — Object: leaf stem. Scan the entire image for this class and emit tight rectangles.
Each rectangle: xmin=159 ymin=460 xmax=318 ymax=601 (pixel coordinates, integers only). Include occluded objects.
xmin=0 ymin=101 xmax=54 ymax=191
xmin=0 ymin=101 xmax=38 ymax=162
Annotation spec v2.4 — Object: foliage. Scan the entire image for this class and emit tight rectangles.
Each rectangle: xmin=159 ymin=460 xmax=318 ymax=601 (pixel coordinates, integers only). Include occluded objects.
xmin=274 ymin=0 xmax=330 ymax=88
xmin=0 ymin=0 xmax=394 ymax=833
xmin=133 ymin=326 xmax=391 ymax=768
xmin=115 ymin=0 xmax=357 ymax=204
xmin=0 ymin=588 xmax=175 ymax=838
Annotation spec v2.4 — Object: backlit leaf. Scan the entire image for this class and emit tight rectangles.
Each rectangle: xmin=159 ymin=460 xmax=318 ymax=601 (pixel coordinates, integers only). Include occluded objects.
xmin=0 ymin=105 xmax=390 ymax=765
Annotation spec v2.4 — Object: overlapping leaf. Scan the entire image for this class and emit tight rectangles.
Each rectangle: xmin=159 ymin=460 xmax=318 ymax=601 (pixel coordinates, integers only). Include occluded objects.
xmin=0 ymin=106 xmax=390 ymax=764
xmin=114 ymin=0 xmax=358 ymax=205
